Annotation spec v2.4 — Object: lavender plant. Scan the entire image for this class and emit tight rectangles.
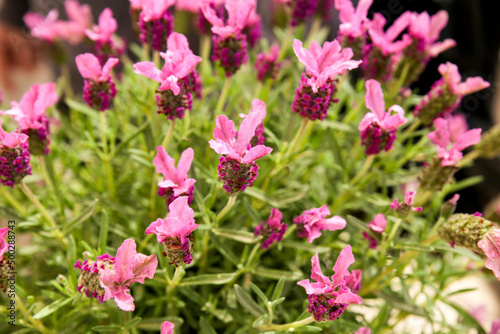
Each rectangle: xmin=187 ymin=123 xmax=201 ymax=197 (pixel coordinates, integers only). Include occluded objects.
xmin=1 ymin=0 xmax=498 ymax=333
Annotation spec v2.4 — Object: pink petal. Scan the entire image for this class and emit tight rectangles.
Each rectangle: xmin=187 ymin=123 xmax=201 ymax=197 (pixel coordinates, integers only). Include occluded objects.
xmin=112 ymin=286 xmax=136 ymax=311
xmin=0 ymin=228 xmax=8 ymax=258
xmin=452 ymin=128 xmax=481 ymax=152
xmin=145 ymin=219 xmax=164 ymax=243
xmin=201 ymin=3 xmax=225 ymax=28
xmin=335 ymin=291 xmax=362 ymax=304
xmin=1 ymin=132 xmax=28 ymax=148
xmin=133 ymin=61 xmax=163 ymax=83
xmin=176 ymin=147 xmax=194 ymax=181
xmin=448 ymin=114 xmax=468 ymax=143
xmin=335 ymin=0 xmax=355 ymax=23
xmin=113 ymin=239 xmax=138 ymax=282
xmin=236 ymin=100 xmax=267 ymax=155
xmin=478 ymin=229 xmax=500 ymax=260
xmin=331 ymin=245 xmax=355 ymax=288
xmin=209 ymin=139 xmax=237 ymax=157
xmin=98 ymin=8 xmax=117 ymax=39
xmin=358 ymin=113 xmax=378 ymax=131
xmin=354 ymin=327 xmax=371 ymax=334
xmin=484 ymin=258 xmax=500 ymax=281
xmin=428 ymin=39 xmax=456 ymax=57
xmin=292 ymin=39 xmax=319 ymax=76
xmin=153 ymin=146 xmax=178 ymax=183
xmin=380 ymin=105 xmax=407 ymax=130
xmin=297 ymin=279 xmax=329 ymax=295
xmin=427 ymin=118 xmax=451 ymax=148
xmin=131 ymin=253 xmax=158 ymax=284
xmin=438 ymin=62 xmax=461 ymax=89
xmin=386 ymin=11 xmax=412 ymax=41
xmin=213 ymin=115 xmax=237 ymax=146
xmin=76 ymin=53 xmax=101 ymax=80
xmin=368 ymin=214 xmax=387 ymax=233
xmin=241 ymin=145 xmax=273 ymax=164
xmin=158 ymin=179 xmax=177 ymax=189
xmin=455 ymin=77 xmax=490 ymax=96
xmin=365 ymin=79 xmax=386 ymax=121
xmin=428 ymin=10 xmax=448 ymax=42
xmin=491 ymin=319 xmax=500 ymax=334
xmin=318 ymin=205 xmax=331 ymax=217
xmin=141 ymin=0 xmax=175 ymax=21
xmin=161 ymin=321 xmax=175 ymax=334
xmin=100 ymin=58 xmax=119 ymax=80
xmin=266 ymin=208 xmax=283 ymax=227
xmin=310 ymin=253 xmax=331 ymax=286
xmin=226 ymin=0 xmax=254 ymax=30
xmin=167 ymin=32 xmax=190 ymax=52
xmin=159 ymin=76 xmax=181 ymax=95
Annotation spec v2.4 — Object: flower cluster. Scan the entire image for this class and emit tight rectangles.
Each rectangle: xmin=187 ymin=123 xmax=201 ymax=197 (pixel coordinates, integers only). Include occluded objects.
xmin=254 ymin=208 xmax=288 ymax=249
xmin=74 ymin=239 xmax=158 ymax=311
xmin=145 ymin=196 xmax=198 ymax=266
xmin=359 ymin=79 xmax=407 ymax=155
xmin=298 ymin=246 xmax=362 ymax=322
xmin=153 ymin=146 xmax=196 ymax=207
xmin=293 ymin=205 xmax=346 ymax=243
xmin=136 ymin=0 xmax=175 ymax=51
xmin=0 ymin=122 xmax=31 ymax=187
xmin=1 ymin=83 xmax=58 ymax=155
xmin=255 ymin=45 xmax=281 ymax=82
xmin=76 ymin=54 xmax=119 ymax=111
xmin=134 ymin=32 xmax=202 ymax=120
xmin=209 ymin=100 xmax=272 ymax=196
xmin=0 ymin=228 xmax=14 ymax=292
xmin=390 ymin=191 xmax=422 ymax=217
xmin=85 ymin=8 xmax=125 ymax=64
xmin=362 ymin=213 xmax=386 ymax=249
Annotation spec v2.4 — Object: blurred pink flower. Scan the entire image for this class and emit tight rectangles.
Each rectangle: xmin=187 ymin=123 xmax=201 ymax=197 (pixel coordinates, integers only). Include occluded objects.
xmin=201 ymin=0 xmax=254 ymax=39
xmin=161 ymin=321 xmax=175 ymax=334
xmin=140 ymin=0 xmax=175 ymax=21
xmin=407 ymin=11 xmax=456 ymax=57
xmin=391 ymin=191 xmax=422 ymax=215
xmin=362 ymin=214 xmax=386 ymax=249
xmin=99 ymin=239 xmax=158 ymax=311
xmin=427 ymin=117 xmax=481 ymax=166
xmin=478 ymin=229 xmax=500 ymax=281
xmin=298 ymin=246 xmax=362 ymax=321
xmin=0 ymin=228 xmax=8 ymax=258
xmin=59 ymin=0 xmax=93 ymax=44
xmin=355 ymin=328 xmax=371 ymax=334
xmin=438 ymin=62 xmax=490 ymax=96
xmin=335 ymin=0 xmax=373 ymax=39
xmin=76 ymin=54 xmax=119 ymax=82
xmin=293 ymin=205 xmax=346 ymax=243
xmin=86 ymin=8 xmax=117 ymax=44
xmin=254 ymin=208 xmax=288 ymax=249
xmin=24 ymin=9 xmax=63 ymax=43
xmin=368 ymin=12 xmax=412 ymax=55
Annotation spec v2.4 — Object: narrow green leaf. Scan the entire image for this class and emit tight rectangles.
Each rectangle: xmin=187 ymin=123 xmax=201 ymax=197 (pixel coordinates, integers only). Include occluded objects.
xmin=32 ymin=297 xmax=72 ymax=319
xmin=270 ymin=297 xmax=285 ymax=308
xmin=392 ymin=243 xmax=435 ymax=252
xmin=125 ymin=317 xmax=142 ymax=329
xmin=272 ymin=277 xmax=285 ymax=301
xmin=346 ymin=215 xmax=371 ymax=234
xmin=91 ymin=325 xmax=122 ymax=332
xmin=113 ymin=120 xmax=151 ymax=156
xmin=199 ymin=317 xmax=217 ymax=334
xmin=243 ymin=197 xmax=262 ymax=223
xmin=234 ymin=284 xmax=266 ymax=317
xmin=299 ymin=326 xmax=323 ymax=332
xmin=64 ymin=199 xmax=98 ymax=235
xmin=250 ymin=282 xmax=268 ymax=304
xmin=254 ymin=267 xmax=302 ymax=280
xmin=208 ymin=231 xmax=239 ymax=265
xmin=99 ymin=210 xmax=109 ymax=254
xmin=252 ymin=314 xmax=269 ymax=328
xmin=66 ymin=98 xmax=98 ymax=118
xmin=212 ymin=228 xmax=261 ymax=244
xmin=178 ymin=273 xmax=237 ymax=286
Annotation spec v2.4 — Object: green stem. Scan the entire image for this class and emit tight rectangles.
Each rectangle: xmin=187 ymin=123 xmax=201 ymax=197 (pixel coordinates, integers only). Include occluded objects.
xmin=285 ymin=119 xmax=309 ymax=157
xmin=278 ymin=25 xmax=294 ymax=61
xmin=149 ymin=170 xmax=158 ymax=222
xmin=61 ymin=64 xmax=74 ymax=99
xmin=349 ymin=155 xmax=374 ymax=186
xmin=38 ymin=155 xmax=65 ymax=219
xmin=142 ymin=43 xmax=150 ymax=61
xmin=153 ymin=50 xmax=161 ymax=68
xmin=245 ymin=243 xmax=261 ymax=270
xmin=257 ymin=316 xmax=315 ymax=331
xmin=215 ymin=77 xmax=232 ymax=114
xmin=401 ymin=120 xmax=421 ymax=139
xmin=1 ymin=186 xmax=25 ymax=214
xmin=457 ymin=149 xmax=480 ymax=168
xmin=100 ymin=112 xmax=116 ymax=200
xmin=216 ymin=195 xmax=237 ymax=223
xmin=304 ymin=16 xmax=322 ymax=47
xmin=19 ymin=182 xmax=57 ymax=228
xmin=161 ymin=119 xmax=176 ymax=148
xmin=167 ymin=266 xmax=185 ymax=296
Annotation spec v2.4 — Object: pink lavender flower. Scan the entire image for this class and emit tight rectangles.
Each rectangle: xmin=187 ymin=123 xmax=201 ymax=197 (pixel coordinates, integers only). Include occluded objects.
xmin=1 ymin=83 xmax=58 ymax=155
xmin=297 ymin=246 xmax=362 ymax=322
xmin=243 ymin=4 xmax=262 ymax=48
xmin=290 ymin=0 xmax=319 ymax=27
xmin=58 ymin=0 xmax=93 ymax=45
xmin=358 ymin=79 xmax=407 ymax=155
xmin=137 ymin=0 xmax=175 ymax=51
xmin=24 ymin=9 xmax=62 ymax=43
xmin=414 ymin=62 xmax=490 ymax=124
xmin=74 ymin=239 xmax=158 ymax=311
xmin=362 ymin=213 xmax=386 ymax=249
xmin=145 ymin=196 xmax=198 ymax=266
xmin=154 ymin=146 xmax=196 ymax=207
xmin=202 ymin=0 xmax=254 ymax=76
xmin=395 ymin=11 xmax=456 ymax=86
xmin=293 ymin=205 xmax=346 ymax=243
xmin=427 ymin=116 xmax=481 ymax=167
xmin=0 ymin=122 xmax=31 ymax=188
xmin=254 ymin=208 xmax=288 ymax=249
xmin=209 ymin=100 xmax=272 ymax=196
xmin=86 ymin=8 xmax=125 ymax=64
xmin=292 ymin=39 xmax=361 ymax=121
xmin=0 ymin=227 xmax=14 ymax=292
xmin=354 ymin=328 xmax=371 ymax=334
xmin=239 ymin=113 xmax=266 ymax=146
xmin=390 ymin=191 xmax=422 ymax=217
xmin=362 ymin=12 xmax=412 ymax=82
xmin=335 ymin=0 xmax=372 ymax=59
xmin=492 ymin=320 xmax=500 ymax=334
xmin=255 ymin=45 xmax=281 ymax=82
xmin=133 ymin=32 xmax=202 ymax=120
xmin=76 ymin=53 xmax=119 ymax=112
xmin=478 ymin=229 xmax=500 ymax=281
xmin=161 ymin=321 xmax=175 ymax=334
